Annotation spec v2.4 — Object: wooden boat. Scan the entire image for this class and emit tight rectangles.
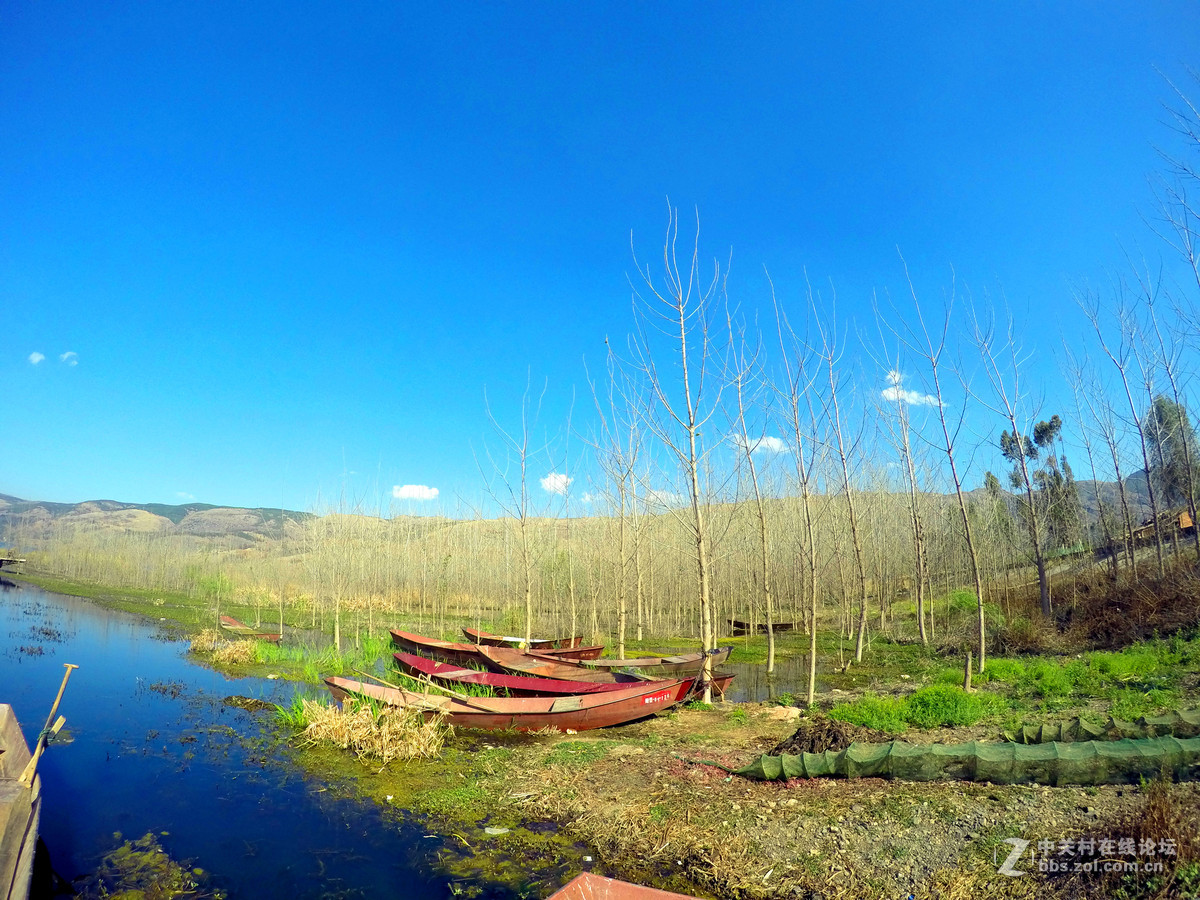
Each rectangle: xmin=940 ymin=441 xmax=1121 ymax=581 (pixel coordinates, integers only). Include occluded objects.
xmin=389 ymin=630 xmax=487 ymax=668
xmin=394 ymin=652 xmax=638 ymax=696
xmin=219 ymin=615 xmax=282 ymax=643
xmin=729 ymin=618 xmax=797 ymax=636
xmin=519 ymin=643 xmax=605 ymax=661
xmin=395 ymin=651 xmax=736 ymax=699
xmin=534 ymin=646 xmax=734 ymax=678
xmin=548 ymin=872 xmax=700 ymax=900
xmin=477 ymin=645 xmax=648 ymax=683
xmin=476 ymin=647 xmax=734 ymax=696
xmin=1 ymin=704 xmax=40 ymax=900
xmin=462 ymin=627 xmax=586 ymax=651
xmin=324 ymin=674 xmax=694 ymax=732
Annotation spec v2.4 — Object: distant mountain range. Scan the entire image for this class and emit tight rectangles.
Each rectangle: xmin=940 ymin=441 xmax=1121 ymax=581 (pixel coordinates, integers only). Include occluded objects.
xmin=3 ymin=470 xmax=1163 ymax=540
xmin=0 ymin=493 xmax=312 ymax=544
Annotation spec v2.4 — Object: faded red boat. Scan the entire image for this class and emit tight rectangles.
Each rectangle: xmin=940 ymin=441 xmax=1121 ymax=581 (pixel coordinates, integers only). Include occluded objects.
xmin=476 ymin=647 xmax=734 ymax=697
xmin=547 ymin=873 xmax=700 ymax=900
xmin=531 ymin=646 xmax=734 ymax=678
xmin=323 ymin=674 xmax=693 ymax=732
xmin=219 ymin=616 xmax=282 ymax=643
xmin=462 ymin=627 xmax=585 ymax=650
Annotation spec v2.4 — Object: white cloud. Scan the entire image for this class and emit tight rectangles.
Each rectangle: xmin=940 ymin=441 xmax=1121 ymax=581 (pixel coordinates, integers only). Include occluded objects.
xmin=176 ymin=491 xmax=195 ymax=501
xmin=645 ymin=488 xmax=684 ymax=508
xmin=28 ymin=352 xmax=44 ymax=365
xmin=540 ymin=472 xmax=572 ymax=495
xmin=881 ymin=370 xmax=937 ymax=407
xmin=393 ymin=484 xmax=439 ymax=501
xmin=729 ymin=433 xmax=790 ymax=455
xmin=579 ymin=492 xmax=595 ymax=504
xmin=59 ymin=351 xmax=78 ymax=366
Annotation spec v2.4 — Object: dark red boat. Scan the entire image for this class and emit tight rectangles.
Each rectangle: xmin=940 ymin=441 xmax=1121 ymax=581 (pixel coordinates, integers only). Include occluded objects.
xmin=324 ymin=674 xmax=694 ymax=732
xmin=548 ymin=873 xmax=700 ymax=900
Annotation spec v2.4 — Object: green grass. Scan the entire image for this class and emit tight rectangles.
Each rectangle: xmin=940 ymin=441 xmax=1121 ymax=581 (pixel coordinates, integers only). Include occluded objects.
xmin=830 ymin=684 xmax=1005 ymax=732
xmin=544 ymin=740 xmax=617 ymax=767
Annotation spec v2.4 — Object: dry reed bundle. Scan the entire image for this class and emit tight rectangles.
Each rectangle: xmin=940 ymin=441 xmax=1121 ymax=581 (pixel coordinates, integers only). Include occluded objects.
xmin=189 ymin=628 xmax=222 ymax=653
xmin=299 ymin=698 xmax=449 ymax=763
xmin=211 ymin=640 xmax=256 ymax=665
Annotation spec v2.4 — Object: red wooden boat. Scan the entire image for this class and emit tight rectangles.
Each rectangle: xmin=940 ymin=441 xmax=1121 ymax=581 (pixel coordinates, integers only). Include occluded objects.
xmin=475 ymin=647 xmax=734 ymax=696
xmin=532 ymin=646 xmax=734 ymax=677
xmin=461 ymin=627 xmax=586 ymax=651
xmin=477 ymin=646 xmax=643 ymax=683
xmin=394 ymin=652 xmax=638 ymax=696
xmin=219 ymin=615 xmax=282 ymax=643
xmin=394 ymin=651 xmax=733 ymax=698
xmin=548 ymin=872 xmax=700 ymax=900
xmin=521 ymin=643 xmax=605 ymax=661
xmin=389 ymin=630 xmax=487 ymax=667
xmin=324 ymin=675 xmax=694 ymax=732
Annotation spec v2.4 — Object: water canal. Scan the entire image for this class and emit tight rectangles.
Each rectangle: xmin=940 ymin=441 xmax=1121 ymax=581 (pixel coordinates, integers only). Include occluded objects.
xmin=1 ymin=578 xmax=567 ymax=899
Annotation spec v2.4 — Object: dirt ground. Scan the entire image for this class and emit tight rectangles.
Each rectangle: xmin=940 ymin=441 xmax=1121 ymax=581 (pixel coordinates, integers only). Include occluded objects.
xmin=468 ymin=704 xmax=1196 ymax=900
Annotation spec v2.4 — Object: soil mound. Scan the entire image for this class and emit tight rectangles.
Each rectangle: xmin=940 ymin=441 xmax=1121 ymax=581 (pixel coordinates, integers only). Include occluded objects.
xmin=768 ymin=716 xmax=894 ymax=755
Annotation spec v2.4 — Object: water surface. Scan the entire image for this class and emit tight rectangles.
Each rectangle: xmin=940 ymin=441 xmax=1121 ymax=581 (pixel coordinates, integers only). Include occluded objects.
xmin=1 ymin=578 xmax=524 ymax=899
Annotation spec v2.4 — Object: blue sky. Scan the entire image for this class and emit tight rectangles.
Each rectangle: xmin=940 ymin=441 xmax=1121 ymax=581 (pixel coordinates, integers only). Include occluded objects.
xmin=3 ymin=3 xmax=1199 ymax=515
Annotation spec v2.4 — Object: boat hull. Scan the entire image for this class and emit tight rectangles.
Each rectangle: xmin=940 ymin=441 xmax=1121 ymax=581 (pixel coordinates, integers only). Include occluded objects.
xmin=219 ymin=616 xmax=282 ymax=643
xmin=461 ymin=627 xmax=586 ymax=651
xmin=548 ymin=872 xmax=700 ymax=900
xmin=394 ymin=651 xmax=733 ymax=698
xmin=324 ymin=675 xmax=694 ymax=732
xmin=478 ymin=646 xmax=648 ymax=683
xmin=534 ymin=646 xmax=734 ymax=677
xmin=389 ymin=630 xmax=487 ymax=668
xmin=0 ymin=704 xmax=40 ymax=900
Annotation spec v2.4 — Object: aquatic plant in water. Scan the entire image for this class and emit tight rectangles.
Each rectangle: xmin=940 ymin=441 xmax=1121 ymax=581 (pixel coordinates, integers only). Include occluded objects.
xmin=73 ymin=831 xmax=226 ymax=900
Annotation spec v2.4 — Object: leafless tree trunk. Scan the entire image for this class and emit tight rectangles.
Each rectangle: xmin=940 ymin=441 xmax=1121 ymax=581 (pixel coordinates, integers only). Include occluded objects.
xmin=624 ymin=206 xmax=728 ymax=701
xmin=1081 ymin=294 xmax=1166 ymax=578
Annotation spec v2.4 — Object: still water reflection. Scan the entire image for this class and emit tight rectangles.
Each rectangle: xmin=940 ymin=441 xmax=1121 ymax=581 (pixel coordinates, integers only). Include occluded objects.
xmin=1 ymin=578 xmax=513 ymax=899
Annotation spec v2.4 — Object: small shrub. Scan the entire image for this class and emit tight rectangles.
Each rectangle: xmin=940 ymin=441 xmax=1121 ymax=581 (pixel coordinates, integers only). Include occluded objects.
xmin=902 ymin=684 xmax=1003 ymax=728
xmin=1020 ymin=660 xmax=1073 ymax=699
xmin=829 ymin=694 xmax=907 ymax=733
xmin=727 ymin=707 xmax=748 ymax=724
xmin=977 ymin=658 xmax=1025 ymax=684
xmin=1108 ymin=687 xmax=1179 ymax=720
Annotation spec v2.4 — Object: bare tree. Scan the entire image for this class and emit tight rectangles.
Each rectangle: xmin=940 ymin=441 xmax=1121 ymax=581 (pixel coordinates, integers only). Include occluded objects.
xmin=771 ymin=274 xmax=824 ymax=703
xmin=1081 ymin=292 xmax=1166 ymax=578
xmin=891 ymin=264 xmax=988 ymax=669
xmin=480 ymin=374 xmax=549 ymax=646
xmin=725 ymin=308 xmax=779 ymax=671
xmin=624 ymin=206 xmax=727 ymax=701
